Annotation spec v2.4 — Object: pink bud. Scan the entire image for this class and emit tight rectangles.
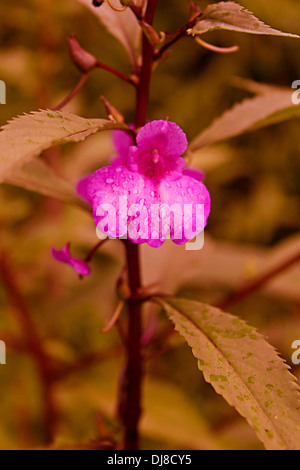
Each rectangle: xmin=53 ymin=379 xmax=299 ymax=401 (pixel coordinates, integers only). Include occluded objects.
xmin=52 ymin=243 xmax=91 ymax=276
xmin=68 ymin=35 xmax=98 ymax=73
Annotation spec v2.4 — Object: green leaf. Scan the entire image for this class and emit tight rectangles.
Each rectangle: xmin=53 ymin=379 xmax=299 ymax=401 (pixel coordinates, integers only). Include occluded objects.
xmin=189 ymin=88 xmax=300 ymax=150
xmin=4 ymin=159 xmax=89 ymax=211
xmin=76 ymin=0 xmax=141 ymax=71
xmin=156 ymin=297 xmax=300 ymax=450
xmin=189 ymin=2 xmax=299 ymax=38
xmin=0 ymin=109 xmax=130 ymax=180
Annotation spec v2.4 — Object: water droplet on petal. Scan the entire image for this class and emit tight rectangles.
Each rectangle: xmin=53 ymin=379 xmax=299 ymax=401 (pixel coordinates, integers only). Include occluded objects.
xmin=106 ymin=178 xmax=114 ymax=184
xmin=161 ymin=207 xmax=168 ymax=218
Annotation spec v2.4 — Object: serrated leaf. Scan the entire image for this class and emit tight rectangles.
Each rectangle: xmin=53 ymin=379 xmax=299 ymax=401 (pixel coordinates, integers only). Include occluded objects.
xmin=0 ymin=109 xmax=129 ymax=179
xmin=156 ymin=297 xmax=300 ymax=450
xmin=76 ymin=0 xmax=141 ymax=71
xmin=189 ymin=2 xmax=299 ymax=38
xmin=189 ymin=88 xmax=300 ymax=150
xmin=4 ymin=159 xmax=89 ymax=211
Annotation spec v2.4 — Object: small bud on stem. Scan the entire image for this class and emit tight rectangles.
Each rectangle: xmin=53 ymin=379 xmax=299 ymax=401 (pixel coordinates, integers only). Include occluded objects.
xmin=100 ymin=96 xmax=125 ymax=123
xmin=189 ymin=1 xmax=202 ymax=21
xmin=68 ymin=35 xmax=98 ymax=73
xmin=92 ymin=0 xmax=104 ymax=7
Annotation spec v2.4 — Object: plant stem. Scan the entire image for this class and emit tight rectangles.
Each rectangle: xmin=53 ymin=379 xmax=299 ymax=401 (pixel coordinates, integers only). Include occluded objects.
xmin=52 ymin=72 xmax=91 ymax=111
xmin=135 ymin=0 xmax=158 ymax=127
xmin=123 ymin=241 xmax=143 ymax=449
xmin=53 ymin=63 xmax=135 ymax=112
xmin=121 ymin=0 xmax=158 ymax=450
xmin=95 ymin=61 xmax=137 ymax=86
xmin=154 ymin=10 xmax=203 ymax=61
xmin=0 ymin=250 xmax=57 ymax=443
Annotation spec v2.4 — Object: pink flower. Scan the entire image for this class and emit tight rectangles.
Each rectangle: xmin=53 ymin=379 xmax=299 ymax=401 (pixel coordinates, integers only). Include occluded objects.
xmin=52 ymin=244 xmax=91 ymax=276
xmin=77 ymin=120 xmax=211 ymax=247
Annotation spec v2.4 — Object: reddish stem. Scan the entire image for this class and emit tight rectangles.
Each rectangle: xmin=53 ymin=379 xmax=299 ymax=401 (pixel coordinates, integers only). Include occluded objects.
xmin=0 ymin=251 xmax=57 ymax=443
xmin=154 ymin=11 xmax=203 ymax=61
xmin=121 ymin=0 xmax=158 ymax=450
xmin=52 ymin=62 xmax=135 ymax=111
xmin=52 ymin=72 xmax=91 ymax=111
xmin=122 ymin=241 xmax=143 ymax=449
xmin=135 ymin=0 xmax=158 ymax=127
xmin=95 ymin=61 xmax=137 ymax=86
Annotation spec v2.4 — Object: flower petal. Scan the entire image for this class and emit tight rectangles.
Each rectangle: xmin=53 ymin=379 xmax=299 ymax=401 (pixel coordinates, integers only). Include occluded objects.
xmin=77 ymin=168 xmax=210 ymax=246
xmin=111 ymin=128 xmax=134 ymax=167
xmin=78 ymin=165 xmax=149 ymax=239
xmin=136 ymin=120 xmax=188 ymax=157
xmin=183 ymin=167 xmax=205 ymax=181
xmin=52 ymin=244 xmax=91 ymax=276
xmin=77 ymin=175 xmax=92 ymax=202
xmin=159 ymin=175 xmax=211 ymax=244
xmin=76 ymin=120 xmax=211 ymax=248
xmin=130 ymin=120 xmax=188 ymax=180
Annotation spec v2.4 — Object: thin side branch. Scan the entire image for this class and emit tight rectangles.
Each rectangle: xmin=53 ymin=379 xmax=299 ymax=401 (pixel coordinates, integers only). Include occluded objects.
xmin=0 ymin=250 xmax=57 ymax=443
xmin=217 ymin=247 xmax=300 ymax=310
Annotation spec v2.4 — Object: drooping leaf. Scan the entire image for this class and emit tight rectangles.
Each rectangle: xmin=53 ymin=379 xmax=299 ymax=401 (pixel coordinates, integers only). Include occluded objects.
xmin=4 ymin=159 xmax=89 ymax=211
xmin=230 ymin=77 xmax=284 ymax=95
xmin=189 ymin=2 xmax=299 ymax=38
xmin=155 ymin=297 xmax=300 ymax=450
xmin=76 ymin=0 xmax=141 ymax=71
xmin=0 ymin=109 xmax=130 ymax=179
xmin=142 ymin=234 xmax=300 ymax=304
xmin=189 ymin=88 xmax=300 ymax=151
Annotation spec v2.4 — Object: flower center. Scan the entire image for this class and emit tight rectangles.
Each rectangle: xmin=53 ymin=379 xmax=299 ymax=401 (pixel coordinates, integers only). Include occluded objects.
xmin=151 ymin=149 xmax=160 ymax=164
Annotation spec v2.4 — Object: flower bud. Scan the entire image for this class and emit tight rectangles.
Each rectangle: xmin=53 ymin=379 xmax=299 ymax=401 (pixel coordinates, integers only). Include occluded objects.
xmin=100 ymin=96 xmax=125 ymax=123
xmin=189 ymin=2 xmax=202 ymax=21
xmin=68 ymin=35 xmax=98 ymax=73
xmin=92 ymin=0 xmax=104 ymax=6
xmin=52 ymin=244 xmax=91 ymax=277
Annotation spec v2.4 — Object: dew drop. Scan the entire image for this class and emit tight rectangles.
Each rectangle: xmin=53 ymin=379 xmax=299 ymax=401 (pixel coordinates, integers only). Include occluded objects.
xmin=161 ymin=207 xmax=168 ymax=218
xmin=106 ymin=178 xmax=114 ymax=184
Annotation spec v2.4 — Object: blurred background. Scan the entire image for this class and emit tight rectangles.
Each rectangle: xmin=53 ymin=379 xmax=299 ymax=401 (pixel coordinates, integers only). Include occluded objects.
xmin=0 ymin=0 xmax=300 ymax=450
